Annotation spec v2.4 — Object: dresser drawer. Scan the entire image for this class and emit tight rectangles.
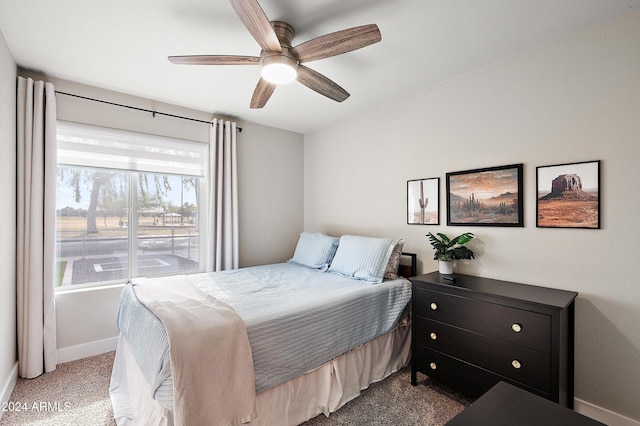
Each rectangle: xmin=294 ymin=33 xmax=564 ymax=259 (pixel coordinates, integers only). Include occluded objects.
xmin=414 ymin=346 xmax=551 ymax=400
xmin=414 ymin=346 xmax=500 ymax=398
xmin=414 ymin=287 xmax=551 ymax=353
xmin=415 ymin=317 xmax=551 ymax=392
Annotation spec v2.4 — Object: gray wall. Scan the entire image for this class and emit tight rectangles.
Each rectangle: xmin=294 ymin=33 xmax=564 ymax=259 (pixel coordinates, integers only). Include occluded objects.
xmin=19 ymin=75 xmax=304 ymax=359
xmin=304 ymin=10 xmax=640 ymax=423
xmin=237 ymin=122 xmax=304 ymax=267
xmin=0 ymin=29 xmax=16 ymax=409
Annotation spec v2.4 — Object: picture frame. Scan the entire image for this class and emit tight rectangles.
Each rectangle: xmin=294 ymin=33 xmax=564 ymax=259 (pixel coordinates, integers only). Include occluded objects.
xmin=446 ymin=163 xmax=524 ymax=227
xmin=536 ymin=160 xmax=600 ymax=229
xmin=407 ymin=178 xmax=439 ymax=225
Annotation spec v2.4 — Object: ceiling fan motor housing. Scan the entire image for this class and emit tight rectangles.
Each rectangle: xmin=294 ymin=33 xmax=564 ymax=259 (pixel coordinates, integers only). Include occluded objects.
xmin=260 ymin=21 xmax=298 ymax=84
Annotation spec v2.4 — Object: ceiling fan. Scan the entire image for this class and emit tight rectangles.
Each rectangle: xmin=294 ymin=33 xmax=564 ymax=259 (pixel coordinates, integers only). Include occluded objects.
xmin=168 ymin=0 xmax=382 ymax=109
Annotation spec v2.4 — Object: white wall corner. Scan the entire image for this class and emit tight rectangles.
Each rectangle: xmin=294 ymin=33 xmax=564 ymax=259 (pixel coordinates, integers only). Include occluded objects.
xmin=575 ymin=398 xmax=640 ymax=426
xmin=56 ymin=336 xmax=118 ymax=364
xmin=0 ymin=362 xmax=18 ymax=421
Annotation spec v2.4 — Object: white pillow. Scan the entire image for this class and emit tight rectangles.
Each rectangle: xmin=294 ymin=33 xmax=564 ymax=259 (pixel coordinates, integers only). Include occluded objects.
xmin=288 ymin=231 xmax=339 ymax=271
xmin=328 ymin=235 xmax=399 ymax=283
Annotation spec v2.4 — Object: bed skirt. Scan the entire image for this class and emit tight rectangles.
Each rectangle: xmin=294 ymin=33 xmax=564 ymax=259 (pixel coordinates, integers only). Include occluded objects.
xmin=110 ymin=318 xmax=411 ymax=426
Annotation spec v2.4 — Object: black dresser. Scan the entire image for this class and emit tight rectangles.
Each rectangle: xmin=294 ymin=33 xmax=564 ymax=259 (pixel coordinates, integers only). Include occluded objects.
xmin=411 ymin=272 xmax=577 ymax=407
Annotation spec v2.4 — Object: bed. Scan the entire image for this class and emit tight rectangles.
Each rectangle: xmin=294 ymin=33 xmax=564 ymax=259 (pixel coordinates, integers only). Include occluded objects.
xmin=109 ymin=232 xmax=416 ymax=425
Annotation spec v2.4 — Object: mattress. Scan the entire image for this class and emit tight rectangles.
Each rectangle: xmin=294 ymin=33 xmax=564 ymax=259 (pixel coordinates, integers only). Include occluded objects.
xmin=116 ymin=262 xmax=412 ymax=409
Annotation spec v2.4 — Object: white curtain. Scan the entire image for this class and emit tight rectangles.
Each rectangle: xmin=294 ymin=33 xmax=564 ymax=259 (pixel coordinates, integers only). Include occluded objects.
xmin=205 ymin=119 xmax=239 ymax=271
xmin=16 ymin=77 xmax=58 ymax=378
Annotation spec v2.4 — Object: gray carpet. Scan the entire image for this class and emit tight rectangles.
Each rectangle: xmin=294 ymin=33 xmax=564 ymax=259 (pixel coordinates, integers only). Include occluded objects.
xmin=1 ymin=352 xmax=469 ymax=425
xmin=1 ymin=352 xmax=116 ymax=426
xmin=301 ymin=369 xmax=470 ymax=425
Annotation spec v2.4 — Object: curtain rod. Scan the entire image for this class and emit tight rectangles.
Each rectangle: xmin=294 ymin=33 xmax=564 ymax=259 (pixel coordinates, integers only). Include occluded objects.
xmin=54 ymin=90 xmax=242 ymax=132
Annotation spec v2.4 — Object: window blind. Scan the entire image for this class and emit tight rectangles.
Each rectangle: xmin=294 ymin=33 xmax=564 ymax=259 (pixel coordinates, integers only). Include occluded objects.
xmin=57 ymin=121 xmax=208 ymax=177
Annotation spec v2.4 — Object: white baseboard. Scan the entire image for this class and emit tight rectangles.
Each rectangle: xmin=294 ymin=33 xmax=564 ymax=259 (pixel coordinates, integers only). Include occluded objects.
xmin=575 ymin=398 xmax=640 ymax=426
xmin=0 ymin=362 xmax=18 ymax=422
xmin=56 ymin=336 xmax=118 ymax=364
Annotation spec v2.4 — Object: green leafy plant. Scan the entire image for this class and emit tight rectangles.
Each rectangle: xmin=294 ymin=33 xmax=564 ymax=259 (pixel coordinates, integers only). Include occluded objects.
xmin=426 ymin=232 xmax=476 ymax=261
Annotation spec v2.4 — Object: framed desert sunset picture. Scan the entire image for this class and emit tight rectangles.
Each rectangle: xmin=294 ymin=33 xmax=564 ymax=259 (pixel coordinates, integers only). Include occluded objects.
xmin=446 ymin=164 xmax=523 ymax=227
xmin=407 ymin=178 xmax=439 ymax=225
xmin=536 ymin=160 xmax=600 ymax=229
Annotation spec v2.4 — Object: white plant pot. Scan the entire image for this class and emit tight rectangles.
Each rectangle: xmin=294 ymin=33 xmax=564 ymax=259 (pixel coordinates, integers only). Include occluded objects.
xmin=439 ymin=260 xmax=453 ymax=275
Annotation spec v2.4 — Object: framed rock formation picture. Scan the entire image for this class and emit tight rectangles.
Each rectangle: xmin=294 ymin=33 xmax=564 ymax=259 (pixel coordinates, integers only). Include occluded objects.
xmin=536 ymin=160 xmax=600 ymax=229
xmin=446 ymin=164 xmax=523 ymax=227
xmin=407 ymin=178 xmax=439 ymax=225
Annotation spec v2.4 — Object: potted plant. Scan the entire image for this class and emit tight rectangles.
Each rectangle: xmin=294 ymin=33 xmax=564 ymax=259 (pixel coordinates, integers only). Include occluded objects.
xmin=426 ymin=232 xmax=476 ymax=275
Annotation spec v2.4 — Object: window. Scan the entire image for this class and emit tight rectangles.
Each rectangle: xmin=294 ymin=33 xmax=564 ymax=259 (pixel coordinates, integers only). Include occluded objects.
xmin=55 ymin=122 xmax=208 ymax=289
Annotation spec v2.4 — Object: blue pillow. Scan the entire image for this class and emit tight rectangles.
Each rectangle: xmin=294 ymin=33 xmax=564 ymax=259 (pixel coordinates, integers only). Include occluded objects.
xmin=288 ymin=232 xmax=339 ymax=271
xmin=328 ymin=235 xmax=399 ymax=283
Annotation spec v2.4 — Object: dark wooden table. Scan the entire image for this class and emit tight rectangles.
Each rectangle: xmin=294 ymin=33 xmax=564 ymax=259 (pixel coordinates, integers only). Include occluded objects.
xmin=445 ymin=381 xmax=605 ymax=426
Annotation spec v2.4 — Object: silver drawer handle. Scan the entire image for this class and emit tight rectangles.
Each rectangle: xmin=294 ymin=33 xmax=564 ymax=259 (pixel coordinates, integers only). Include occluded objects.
xmin=430 ymin=302 xmax=438 ymax=310
xmin=512 ymin=323 xmax=522 ymax=333
xmin=512 ymin=360 xmax=522 ymax=369
xmin=430 ymin=332 xmax=437 ymax=340
xmin=430 ymin=362 xmax=437 ymax=370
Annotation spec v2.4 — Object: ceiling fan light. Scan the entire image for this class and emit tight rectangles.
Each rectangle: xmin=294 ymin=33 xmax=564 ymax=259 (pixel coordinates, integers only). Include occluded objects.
xmin=261 ymin=54 xmax=298 ymax=84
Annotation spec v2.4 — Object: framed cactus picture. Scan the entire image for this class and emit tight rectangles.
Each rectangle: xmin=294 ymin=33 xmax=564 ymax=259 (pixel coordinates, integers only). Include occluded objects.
xmin=407 ymin=178 xmax=439 ymax=225
xmin=446 ymin=164 xmax=524 ymax=227
xmin=536 ymin=160 xmax=600 ymax=229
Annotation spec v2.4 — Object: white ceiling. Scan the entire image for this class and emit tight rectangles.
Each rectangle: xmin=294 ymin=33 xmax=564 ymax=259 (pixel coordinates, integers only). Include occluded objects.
xmin=1 ymin=0 xmax=638 ymax=134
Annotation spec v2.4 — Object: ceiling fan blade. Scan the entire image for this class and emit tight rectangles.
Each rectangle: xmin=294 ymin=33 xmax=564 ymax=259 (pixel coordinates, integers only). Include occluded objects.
xmin=229 ymin=0 xmax=282 ymax=53
xmin=168 ymin=55 xmax=260 ymax=65
xmin=291 ymin=24 xmax=381 ymax=63
xmin=297 ymin=65 xmax=349 ymax=103
xmin=250 ymin=77 xmax=276 ymax=109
